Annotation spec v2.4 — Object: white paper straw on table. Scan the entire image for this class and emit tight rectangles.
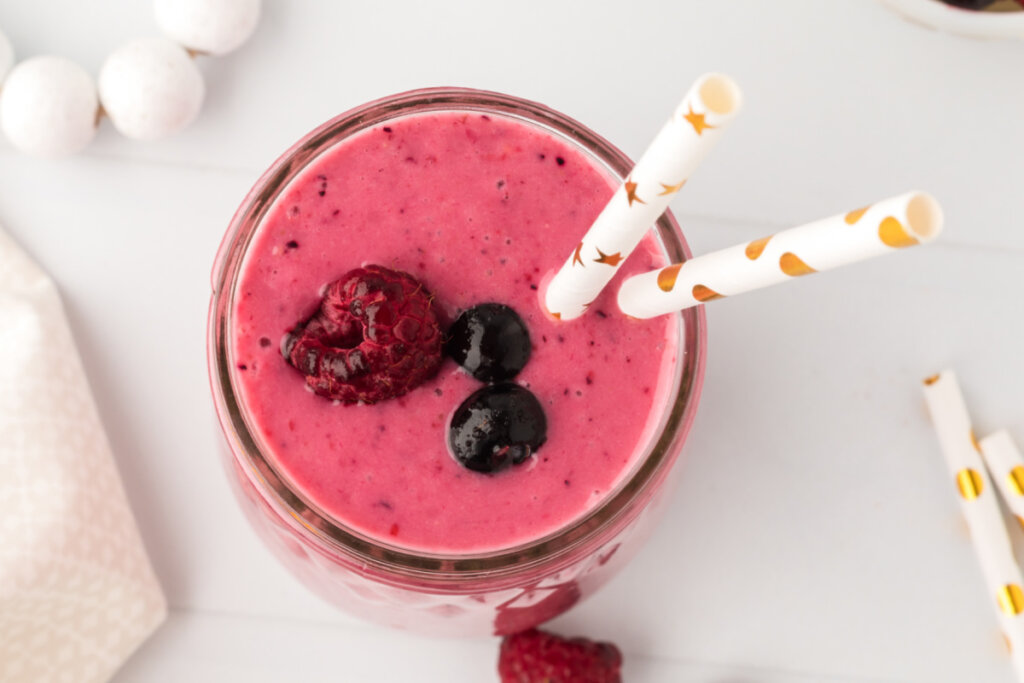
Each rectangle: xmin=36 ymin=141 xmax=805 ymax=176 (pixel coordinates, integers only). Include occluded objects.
xmin=923 ymin=370 xmax=1024 ymax=680
xmin=544 ymin=72 xmax=742 ymax=320
xmin=982 ymin=431 xmax=1024 ymax=533
xmin=617 ymin=191 xmax=942 ymax=319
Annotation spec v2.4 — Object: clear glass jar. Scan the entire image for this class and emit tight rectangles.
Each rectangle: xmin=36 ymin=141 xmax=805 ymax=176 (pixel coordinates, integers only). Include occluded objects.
xmin=207 ymin=88 xmax=706 ymax=636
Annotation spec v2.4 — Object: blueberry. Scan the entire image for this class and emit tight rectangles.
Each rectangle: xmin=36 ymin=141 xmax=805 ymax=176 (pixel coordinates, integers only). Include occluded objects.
xmin=448 ymin=383 xmax=547 ymax=473
xmin=445 ymin=303 xmax=531 ymax=382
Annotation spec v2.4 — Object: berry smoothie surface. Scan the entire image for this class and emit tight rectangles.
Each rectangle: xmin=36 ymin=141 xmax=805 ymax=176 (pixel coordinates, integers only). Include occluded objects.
xmin=231 ymin=110 xmax=679 ymax=554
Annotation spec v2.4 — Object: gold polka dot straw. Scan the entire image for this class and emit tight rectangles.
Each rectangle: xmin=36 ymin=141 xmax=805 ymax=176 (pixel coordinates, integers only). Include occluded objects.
xmin=981 ymin=432 xmax=1024 ymax=533
xmin=544 ymin=73 xmax=742 ymax=321
xmin=922 ymin=371 xmax=1024 ymax=679
xmin=617 ymin=191 xmax=942 ymax=319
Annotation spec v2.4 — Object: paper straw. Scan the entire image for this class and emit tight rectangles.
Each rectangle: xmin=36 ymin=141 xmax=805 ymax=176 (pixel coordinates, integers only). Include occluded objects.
xmin=617 ymin=191 xmax=942 ymax=319
xmin=982 ymin=431 xmax=1024 ymax=533
xmin=922 ymin=370 xmax=1024 ymax=680
xmin=544 ymin=73 xmax=742 ymax=320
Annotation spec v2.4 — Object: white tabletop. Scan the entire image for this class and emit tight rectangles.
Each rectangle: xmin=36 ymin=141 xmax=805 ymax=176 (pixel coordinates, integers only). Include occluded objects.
xmin=3 ymin=0 xmax=1023 ymax=681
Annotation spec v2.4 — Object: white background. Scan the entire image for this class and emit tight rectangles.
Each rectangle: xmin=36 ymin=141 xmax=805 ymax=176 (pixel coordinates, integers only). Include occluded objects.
xmin=2 ymin=0 xmax=1024 ymax=680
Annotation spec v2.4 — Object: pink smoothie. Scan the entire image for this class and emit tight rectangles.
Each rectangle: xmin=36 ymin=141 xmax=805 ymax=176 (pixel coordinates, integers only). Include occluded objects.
xmin=231 ymin=110 xmax=678 ymax=554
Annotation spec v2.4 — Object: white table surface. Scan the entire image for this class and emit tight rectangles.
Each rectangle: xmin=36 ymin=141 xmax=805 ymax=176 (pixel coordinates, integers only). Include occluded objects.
xmin=2 ymin=0 xmax=1023 ymax=681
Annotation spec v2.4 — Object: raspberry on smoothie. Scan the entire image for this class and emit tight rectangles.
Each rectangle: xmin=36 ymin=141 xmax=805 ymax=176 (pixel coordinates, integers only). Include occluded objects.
xmin=282 ymin=265 xmax=443 ymax=405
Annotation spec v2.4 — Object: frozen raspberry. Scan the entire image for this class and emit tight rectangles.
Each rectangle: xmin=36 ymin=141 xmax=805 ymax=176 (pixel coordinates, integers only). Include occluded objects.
xmin=282 ymin=265 xmax=443 ymax=404
xmin=498 ymin=628 xmax=623 ymax=683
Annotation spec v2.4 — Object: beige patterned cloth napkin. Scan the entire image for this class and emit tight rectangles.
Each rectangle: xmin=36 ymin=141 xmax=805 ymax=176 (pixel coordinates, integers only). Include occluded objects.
xmin=0 ymin=226 xmax=166 ymax=682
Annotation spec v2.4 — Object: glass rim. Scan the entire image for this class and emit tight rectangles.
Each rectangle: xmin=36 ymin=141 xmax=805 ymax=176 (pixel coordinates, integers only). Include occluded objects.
xmin=208 ymin=87 xmax=707 ymax=581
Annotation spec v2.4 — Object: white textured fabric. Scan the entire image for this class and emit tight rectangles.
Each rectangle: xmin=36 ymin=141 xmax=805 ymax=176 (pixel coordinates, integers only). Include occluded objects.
xmin=0 ymin=227 xmax=166 ymax=682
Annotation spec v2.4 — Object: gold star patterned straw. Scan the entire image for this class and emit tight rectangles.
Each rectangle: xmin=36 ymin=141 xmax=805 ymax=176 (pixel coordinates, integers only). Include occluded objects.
xmin=616 ymin=191 xmax=942 ymax=319
xmin=544 ymin=73 xmax=742 ymax=320
xmin=923 ymin=371 xmax=1024 ymax=681
xmin=981 ymin=431 xmax=1024 ymax=533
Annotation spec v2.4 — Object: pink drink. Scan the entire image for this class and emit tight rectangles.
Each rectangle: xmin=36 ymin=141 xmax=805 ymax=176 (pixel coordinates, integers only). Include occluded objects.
xmin=233 ymin=112 xmax=674 ymax=552
xmin=209 ymin=89 xmax=705 ymax=635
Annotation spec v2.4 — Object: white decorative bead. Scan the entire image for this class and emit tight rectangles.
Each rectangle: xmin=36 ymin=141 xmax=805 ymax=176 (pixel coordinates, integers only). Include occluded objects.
xmin=154 ymin=0 xmax=260 ymax=56
xmin=0 ymin=28 xmax=14 ymax=83
xmin=98 ymin=38 xmax=205 ymax=141
xmin=0 ymin=57 xmax=98 ymax=157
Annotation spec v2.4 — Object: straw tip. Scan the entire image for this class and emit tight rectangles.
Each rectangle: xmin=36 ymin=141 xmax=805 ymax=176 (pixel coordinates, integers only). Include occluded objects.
xmin=906 ymin=191 xmax=943 ymax=242
xmin=923 ymin=368 xmax=956 ymax=387
xmin=540 ymin=281 xmax=579 ymax=322
xmin=979 ymin=429 xmax=1015 ymax=450
xmin=694 ymin=73 xmax=743 ymax=117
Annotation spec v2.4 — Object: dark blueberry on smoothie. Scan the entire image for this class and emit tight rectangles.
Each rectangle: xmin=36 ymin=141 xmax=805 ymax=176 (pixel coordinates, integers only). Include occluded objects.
xmin=445 ymin=303 xmax=531 ymax=383
xmin=448 ymin=383 xmax=548 ymax=473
